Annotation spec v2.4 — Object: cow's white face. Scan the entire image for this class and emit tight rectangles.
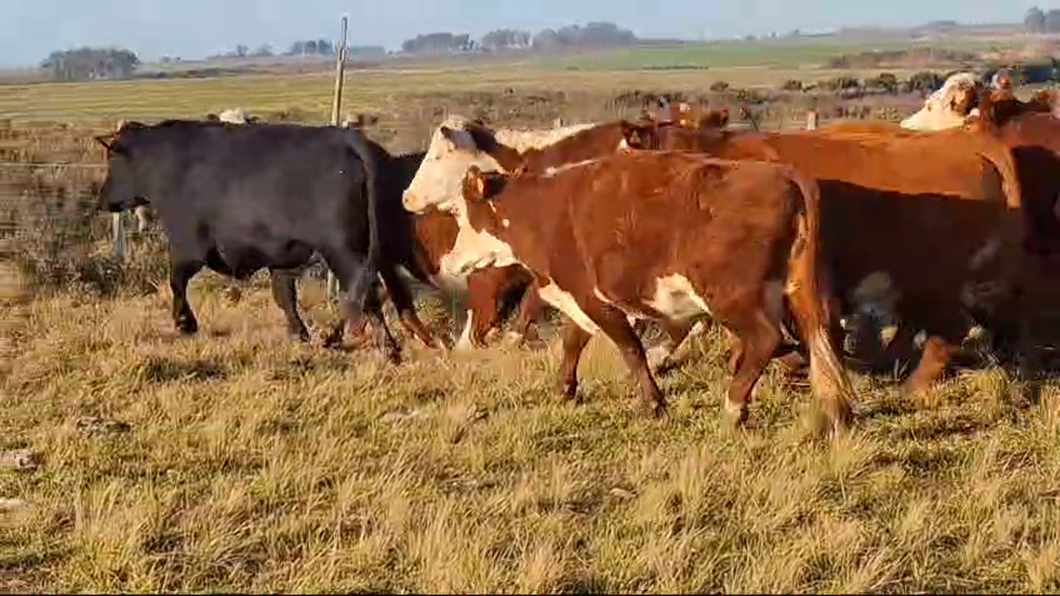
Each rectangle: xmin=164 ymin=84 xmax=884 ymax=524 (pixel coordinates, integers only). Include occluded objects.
xmin=900 ymin=72 xmax=980 ymax=132
xmin=402 ymin=115 xmax=508 ymax=215
xmin=402 ymin=117 xmax=599 ymax=280
xmin=402 ymin=117 xmax=593 ymax=214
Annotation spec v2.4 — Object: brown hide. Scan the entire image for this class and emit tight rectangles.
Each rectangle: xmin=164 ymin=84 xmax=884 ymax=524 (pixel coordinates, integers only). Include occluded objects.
xmin=460 ymin=150 xmax=856 ymax=433
xmin=410 ymin=206 xmax=541 ymax=348
xmin=618 ymin=120 xmax=1030 ymax=393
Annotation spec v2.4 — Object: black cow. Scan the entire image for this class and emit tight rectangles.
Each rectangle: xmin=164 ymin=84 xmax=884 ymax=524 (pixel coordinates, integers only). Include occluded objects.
xmin=93 ymin=119 xmax=443 ymax=362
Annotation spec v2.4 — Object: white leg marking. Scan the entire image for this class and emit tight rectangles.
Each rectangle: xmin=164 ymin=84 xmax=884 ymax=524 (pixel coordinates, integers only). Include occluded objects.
xmin=913 ymin=331 xmax=927 ymax=350
xmin=688 ymin=320 xmax=708 ymax=337
xmin=454 ymin=309 xmax=475 ymax=351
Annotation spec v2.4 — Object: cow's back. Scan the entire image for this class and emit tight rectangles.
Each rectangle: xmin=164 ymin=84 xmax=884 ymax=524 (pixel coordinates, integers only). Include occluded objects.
xmin=555 ymin=153 xmax=804 ymax=287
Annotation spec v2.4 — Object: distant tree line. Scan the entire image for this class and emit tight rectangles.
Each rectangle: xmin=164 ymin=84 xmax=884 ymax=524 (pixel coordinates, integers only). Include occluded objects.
xmin=207 ymin=40 xmax=386 ymax=60
xmin=40 ymin=47 xmax=140 ymax=81
xmin=398 ymin=21 xmax=639 ymax=55
xmin=1024 ymin=6 xmax=1060 ymax=32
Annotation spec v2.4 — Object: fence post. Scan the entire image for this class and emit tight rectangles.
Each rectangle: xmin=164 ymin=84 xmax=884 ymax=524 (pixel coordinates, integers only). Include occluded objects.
xmin=325 ymin=14 xmax=349 ymax=302
xmin=806 ymin=109 xmax=819 ymax=130
xmin=111 ymin=212 xmax=126 ymax=261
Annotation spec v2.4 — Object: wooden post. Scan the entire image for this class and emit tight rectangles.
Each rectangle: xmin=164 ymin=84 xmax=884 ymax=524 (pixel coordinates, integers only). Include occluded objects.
xmin=326 ymin=15 xmax=349 ymax=302
xmin=806 ymin=109 xmax=819 ymax=130
xmin=111 ymin=212 xmax=126 ymax=261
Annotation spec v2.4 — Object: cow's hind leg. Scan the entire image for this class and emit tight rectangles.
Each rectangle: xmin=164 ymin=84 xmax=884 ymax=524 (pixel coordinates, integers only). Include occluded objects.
xmin=379 ymin=265 xmax=449 ymax=351
xmin=720 ymin=308 xmax=783 ymax=427
xmin=646 ymin=319 xmax=697 ymax=375
xmin=510 ymin=282 xmax=546 ymax=349
xmin=268 ymin=267 xmax=310 ymax=342
xmin=583 ymin=300 xmax=669 ymax=419
xmin=320 ymin=253 xmax=402 ymax=363
xmin=900 ymin=334 xmax=959 ymax=402
xmin=170 ymin=259 xmax=203 ymax=335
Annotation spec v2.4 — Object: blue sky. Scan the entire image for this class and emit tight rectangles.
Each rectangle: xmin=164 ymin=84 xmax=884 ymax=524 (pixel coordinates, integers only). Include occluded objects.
xmin=0 ymin=0 xmax=1043 ymax=67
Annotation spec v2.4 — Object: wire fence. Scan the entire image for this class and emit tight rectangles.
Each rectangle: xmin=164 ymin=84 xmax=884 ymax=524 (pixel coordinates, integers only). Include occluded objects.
xmin=1 ymin=105 xmax=847 ymax=304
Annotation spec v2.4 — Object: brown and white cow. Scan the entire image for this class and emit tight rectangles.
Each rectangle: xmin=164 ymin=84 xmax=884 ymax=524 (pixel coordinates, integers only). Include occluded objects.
xmin=617 ymin=119 xmax=1034 ymax=397
xmin=402 ymin=115 xmax=719 ymax=365
xmin=899 ymin=71 xmax=984 ymax=131
xmin=401 ymin=117 xmax=602 ymax=350
xmin=458 ymin=150 xmax=857 ymax=434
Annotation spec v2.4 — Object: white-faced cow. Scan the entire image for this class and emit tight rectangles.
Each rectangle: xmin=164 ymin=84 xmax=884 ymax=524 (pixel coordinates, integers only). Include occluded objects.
xmin=456 ymin=150 xmax=857 ymax=435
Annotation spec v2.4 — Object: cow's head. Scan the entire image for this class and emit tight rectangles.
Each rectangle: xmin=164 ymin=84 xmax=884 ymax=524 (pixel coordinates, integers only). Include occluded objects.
xmin=217 ymin=107 xmax=251 ymax=124
xmin=900 ymin=72 xmax=982 ymax=131
xmin=460 ymin=164 xmax=512 ymax=236
xmin=698 ymin=106 xmax=730 ymax=130
xmin=93 ymin=120 xmax=150 ymax=213
xmin=618 ymin=119 xmax=661 ymax=151
xmin=402 ymin=115 xmax=517 ymax=214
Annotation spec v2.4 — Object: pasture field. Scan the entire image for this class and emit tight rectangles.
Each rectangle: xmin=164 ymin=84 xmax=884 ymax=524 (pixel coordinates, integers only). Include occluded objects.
xmin=4 ymin=45 xmax=1060 ymax=592
xmin=536 ymin=36 xmax=1032 ymax=71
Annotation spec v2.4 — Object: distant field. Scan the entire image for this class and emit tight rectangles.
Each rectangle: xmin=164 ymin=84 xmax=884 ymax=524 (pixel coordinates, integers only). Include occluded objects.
xmin=536 ymin=36 xmax=1034 ymax=71
xmin=0 ymin=35 xmax=1042 ymax=123
xmin=0 ymin=64 xmax=927 ymax=123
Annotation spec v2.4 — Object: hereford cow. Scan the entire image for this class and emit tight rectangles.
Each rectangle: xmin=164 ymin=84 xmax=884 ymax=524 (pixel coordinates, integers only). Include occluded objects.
xmin=401 ymin=116 xmax=757 ymax=371
xmin=899 ymin=71 xmax=983 ymax=131
xmin=617 ymin=119 xmax=1035 ymax=398
xmin=400 ymin=119 xmax=603 ymax=349
xmin=94 ymin=119 xmax=445 ymax=362
xmin=827 ymin=88 xmax=1060 ymax=365
xmin=457 ymin=151 xmax=857 ymax=434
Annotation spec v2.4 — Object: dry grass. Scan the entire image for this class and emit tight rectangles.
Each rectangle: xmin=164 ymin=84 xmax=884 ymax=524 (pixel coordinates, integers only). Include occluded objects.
xmin=4 ymin=274 xmax=1060 ymax=593
xmin=4 ymin=49 xmax=1060 ymax=591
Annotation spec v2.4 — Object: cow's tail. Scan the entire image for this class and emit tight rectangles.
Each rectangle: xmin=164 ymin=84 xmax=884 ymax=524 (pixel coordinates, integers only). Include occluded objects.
xmin=345 ymin=127 xmax=384 ymax=312
xmin=784 ymin=168 xmax=857 ymax=435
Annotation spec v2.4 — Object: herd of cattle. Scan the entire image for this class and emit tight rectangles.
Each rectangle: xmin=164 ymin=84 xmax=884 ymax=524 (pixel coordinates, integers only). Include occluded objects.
xmin=91 ymin=71 xmax=1060 ymax=437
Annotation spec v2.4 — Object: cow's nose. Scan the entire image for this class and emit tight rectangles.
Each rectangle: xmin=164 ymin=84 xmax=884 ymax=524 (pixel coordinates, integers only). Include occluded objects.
xmin=401 ymin=192 xmax=419 ymax=210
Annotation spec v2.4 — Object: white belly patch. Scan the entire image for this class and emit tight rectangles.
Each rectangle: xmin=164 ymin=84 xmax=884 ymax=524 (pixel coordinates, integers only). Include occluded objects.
xmin=538 ymin=282 xmax=601 ymax=335
xmin=644 ymin=274 xmax=712 ymax=321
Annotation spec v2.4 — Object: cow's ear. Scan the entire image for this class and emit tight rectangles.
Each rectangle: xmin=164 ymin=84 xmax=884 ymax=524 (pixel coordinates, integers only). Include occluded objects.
xmin=619 ymin=120 xmax=644 ymax=148
xmin=440 ymin=125 xmax=461 ymax=145
xmin=94 ymin=133 xmax=126 ymax=156
xmin=462 ymin=165 xmax=485 ymax=201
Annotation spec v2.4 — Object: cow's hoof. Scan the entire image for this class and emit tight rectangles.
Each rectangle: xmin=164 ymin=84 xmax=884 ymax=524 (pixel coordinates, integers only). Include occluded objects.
xmin=289 ymin=328 xmax=311 ymax=343
xmin=522 ymin=338 xmax=548 ymax=351
xmin=555 ymin=381 xmax=578 ymax=402
xmin=383 ymin=347 xmax=403 ymax=365
xmin=641 ymin=399 xmax=669 ymax=421
xmin=723 ymin=399 xmax=750 ymax=429
xmin=176 ymin=318 xmax=198 ymax=335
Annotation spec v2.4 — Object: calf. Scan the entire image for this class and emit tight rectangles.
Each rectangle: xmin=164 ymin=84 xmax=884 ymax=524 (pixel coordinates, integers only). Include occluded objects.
xmin=457 ymin=150 xmax=857 ymax=434
xmin=94 ymin=119 xmax=442 ymax=362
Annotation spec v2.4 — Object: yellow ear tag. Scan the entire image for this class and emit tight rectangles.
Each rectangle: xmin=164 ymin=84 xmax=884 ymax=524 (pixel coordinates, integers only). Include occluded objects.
xmin=475 ymin=174 xmax=485 ymax=197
